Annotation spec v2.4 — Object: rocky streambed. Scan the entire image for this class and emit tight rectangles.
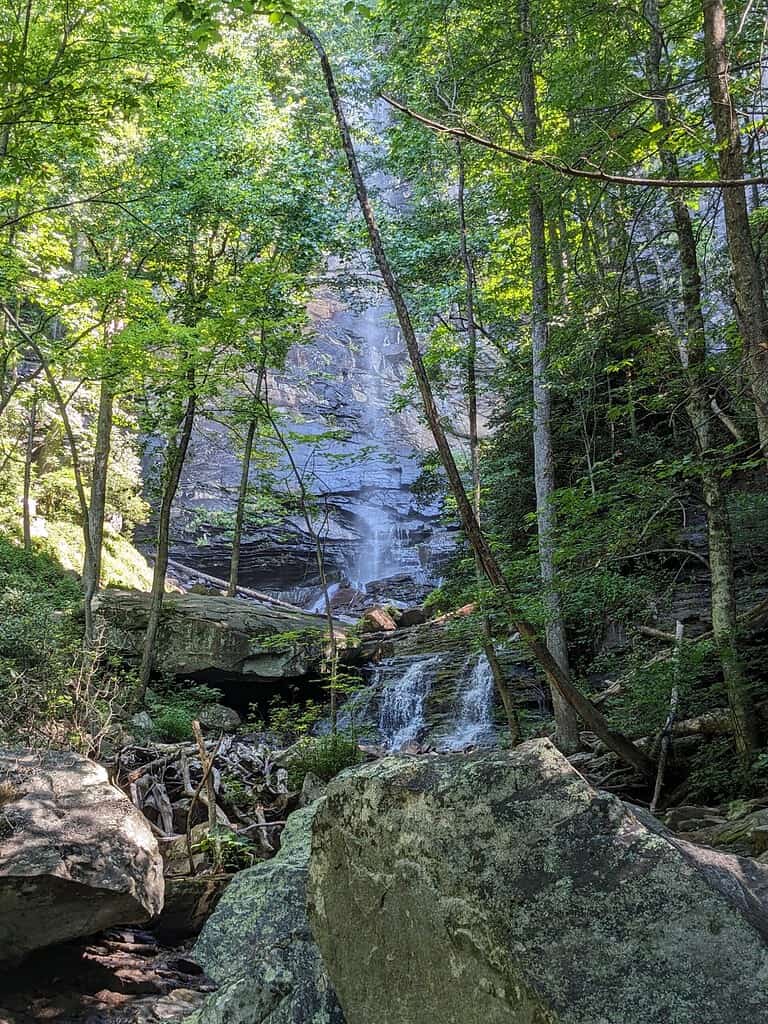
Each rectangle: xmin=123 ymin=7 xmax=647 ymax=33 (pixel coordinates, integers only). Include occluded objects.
xmin=4 ymin=593 xmax=768 ymax=1023
xmin=0 ymin=928 xmax=214 ymax=1024
xmin=6 ymin=739 xmax=768 ymax=1024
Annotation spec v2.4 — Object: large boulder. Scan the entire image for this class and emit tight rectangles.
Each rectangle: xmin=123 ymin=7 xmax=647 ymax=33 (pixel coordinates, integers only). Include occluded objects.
xmin=187 ymin=805 xmax=344 ymax=1024
xmin=308 ymin=739 xmax=768 ymax=1024
xmin=94 ymin=589 xmax=342 ymax=681
xmin=0 ymin=748 xmax=164 ymax=964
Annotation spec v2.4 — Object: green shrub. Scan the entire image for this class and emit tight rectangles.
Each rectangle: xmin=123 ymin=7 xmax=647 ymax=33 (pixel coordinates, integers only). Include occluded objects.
xmin=198 ymin=826 xmax=257 ymax=871
xmin=146 ymin=682 xmax=223 ymax=742
xmin=608 ymin=638 xmax=717 ymax=739
xmin=287 ymin=731 xmax=362 ymax=790
xmin=0 ymin=536 xmax=86 ymax=747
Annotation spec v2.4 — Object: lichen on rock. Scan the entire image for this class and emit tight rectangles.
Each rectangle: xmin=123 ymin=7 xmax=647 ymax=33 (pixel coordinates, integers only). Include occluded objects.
xmin=307 ymin=739 xmax=768 ymax=1024
xmin=0 ymin=747 xmax=164 ymax=964
xmin=186 ymin=804 xmax=344 ymax=1024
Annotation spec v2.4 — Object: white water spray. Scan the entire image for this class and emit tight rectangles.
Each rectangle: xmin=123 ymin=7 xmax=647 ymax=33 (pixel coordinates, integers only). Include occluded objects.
xmin=443 ymin=655 xmax=496 ymax=751
xmin=378 ymin=655 xmax=441 ymax=750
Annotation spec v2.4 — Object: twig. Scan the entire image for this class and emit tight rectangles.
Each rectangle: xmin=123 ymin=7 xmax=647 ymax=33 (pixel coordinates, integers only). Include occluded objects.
xmin=237 ymin=819 xmax=287 ymax=834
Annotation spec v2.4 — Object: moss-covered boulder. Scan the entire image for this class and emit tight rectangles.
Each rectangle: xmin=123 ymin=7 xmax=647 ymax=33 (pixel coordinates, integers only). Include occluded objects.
xmin=308 ymin=739 xmax=768 ymax=1024
xmin=186 ymin=806 xmax=344 ymax=1024
xmin=95 ymin=588 xmax=341 ymax=681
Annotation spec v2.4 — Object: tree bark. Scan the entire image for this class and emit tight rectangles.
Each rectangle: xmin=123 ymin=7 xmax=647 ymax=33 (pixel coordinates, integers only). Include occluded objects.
xmin=260 ymin=387 xmax=340 ymax=731
xmin=518 ymin=0 xmax=580 ymax=753
xmin=228 ymin=415 xmax=257 ymax=598
xmin=138 ymin=373 xmax=197 ymax=699
xmin=228 ymin=361 xmax=266 ymax=598
xmin=647 ymin=0 xmax=759 ymax=759
xmin=83 ymin=376 xmax=113 ymax=617
xmin=702 ymin=0 xmax=768 ymax=463
xmin=22 ymin=392 xmax=36 ymax=551
xmin=294 ymin=19 xmax=654 ymax=776
xmin=456 ymin=140 xmax=523 ymax=745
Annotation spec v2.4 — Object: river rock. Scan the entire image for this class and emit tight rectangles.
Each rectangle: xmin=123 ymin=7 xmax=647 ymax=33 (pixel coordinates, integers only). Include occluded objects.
xmin=198 ymin=703 xmax=242 ymax=733
xmin=308 ymin=739 xmax=768 ymax=1024
xmin=0 ymin=748 xmax=164 ymax=964
xmin=188 ymin=805 xmax=343 ymax=1024
xmin=94 ymin=589 xmax=338 ymax=681
xmin=396 ymin=606 xmax=427 ymax=628
xmin=359 ymin=607 xmax=397 ymax=633
xmin=666 ymin=800 xmax=768 ymax=858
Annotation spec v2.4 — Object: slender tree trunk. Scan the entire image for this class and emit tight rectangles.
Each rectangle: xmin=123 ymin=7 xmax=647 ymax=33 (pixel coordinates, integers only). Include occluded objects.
xmin=228 ymin=361 xmax=266 ymax=598
xmin=518 ymin=0 xmax=580 ymax=753
xmin=261 ymin=388 xmax=340 ymax=731
xmin=22 ymin=392 xmax=36 ymax=551
xmin=138 ymin=376 xmax=197 ymax=700
xmin=647 ymin=0 xmax=758 ymax=759
xmin=703 ymin=0 xmax=768 ymax=463
xmin=294 ymin=19 xmax=653 ymax=776
xmin=83 ymin=376 xmax=113 ymax=616
xmin=0 ymin=0 xmax=33 ymax=160
xmin=2 ymin=305 xmax=96 ymax=641
xmin=456 ymin=141 xmax=522 ymax=745
xmin=228 ymin=415 xmax=256 ymax=598
xmin=548 ymin=216 xmax=568 ymax=308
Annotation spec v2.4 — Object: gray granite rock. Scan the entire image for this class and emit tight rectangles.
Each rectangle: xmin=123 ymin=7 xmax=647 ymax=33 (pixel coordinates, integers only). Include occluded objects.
xmin=308 ymin=739 xmax=768 ymax=1024
xmin=187 ymin=806 xmax=343 ymax=1024
xmin=0 ymin=747 xmax=163 ymax=964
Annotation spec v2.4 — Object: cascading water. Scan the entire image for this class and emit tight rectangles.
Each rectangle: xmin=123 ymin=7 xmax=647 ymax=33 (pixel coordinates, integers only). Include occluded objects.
xmin=378 ymin=655 xmax=442 ymax=751
xmin=374 ymin=652 xmax=497 ymax=752
xmin=443 ymin=654 xmax=496 ymax=751
xmin=306 ymin=582 xmax=342 ymax=615
xmin=349 ymin=295 xmax=406 ymax=590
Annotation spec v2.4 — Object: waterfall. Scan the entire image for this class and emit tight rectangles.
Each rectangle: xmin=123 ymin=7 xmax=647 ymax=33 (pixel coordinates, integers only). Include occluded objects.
xmin=306 ymin=582 xmax=342 ymax=615
xmin=442 ymin=655 xmax=496 ymax=751
xmin=378 ymin=655 xmax=441 ymax=751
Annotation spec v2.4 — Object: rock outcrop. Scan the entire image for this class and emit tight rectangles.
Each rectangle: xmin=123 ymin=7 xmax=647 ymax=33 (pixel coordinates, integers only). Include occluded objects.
xmin=0 ymin=748 xmax=164 ymax=964
xmin=188 ymin=805 xmax=343 ymax=1024
xmin=95 ymin=589 xmax=342 ymax=682
xmin=308 ymin=739 xmax=768 ymax=1024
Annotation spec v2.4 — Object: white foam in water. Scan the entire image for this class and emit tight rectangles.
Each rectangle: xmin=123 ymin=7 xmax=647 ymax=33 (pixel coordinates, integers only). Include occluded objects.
xmin=378 ymin=655 xmax=441 ymax=751
xmin=307 ymin=582 xmax=342 ymax=615
xmin=442 ymin=654 xmax=496 ymax=751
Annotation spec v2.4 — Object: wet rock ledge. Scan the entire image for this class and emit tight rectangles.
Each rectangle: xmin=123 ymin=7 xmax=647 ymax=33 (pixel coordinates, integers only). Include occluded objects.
xmin=94 ymin=588 xmax=347 ymax=683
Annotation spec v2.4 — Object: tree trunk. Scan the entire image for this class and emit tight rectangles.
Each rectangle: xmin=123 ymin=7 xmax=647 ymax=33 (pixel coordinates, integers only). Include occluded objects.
xmin=138 ymin=376 xmax=197 ymax=700
xmin=2 ymin=305 xmax=96 ymax=641
xmin=456 ymin=140 xmax=523 ymax=745
xmin=228 ymin=361 xmax=266 ymax=598
xmin=83 ymin=377 xmax=114 ymax=619
xmin=518 ymin=0 xmax=580 ymax=753
xmin=294 ymin=19 xmax=654 ymax=777
xmin=702 ymin=0 xmax=768 ymax=463
xmin=260 ymin=388 xmax=340 ymax=731
xmin=647 ymin=0 xmax=759 ymax=760
xmin=22 ymin=392 xmax=36 ymax=551
xmin=228 ymin=415 xmax=256 ymax=598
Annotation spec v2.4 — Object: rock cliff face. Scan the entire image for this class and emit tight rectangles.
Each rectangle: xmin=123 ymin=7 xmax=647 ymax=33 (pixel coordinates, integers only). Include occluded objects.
xmin=0 ymin=748 xmax=164 ymax=964
xmin=162 ymin=285 xmax=466 ymax=610
xmin=308 ymin=740 xmax=768 ymax=1024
